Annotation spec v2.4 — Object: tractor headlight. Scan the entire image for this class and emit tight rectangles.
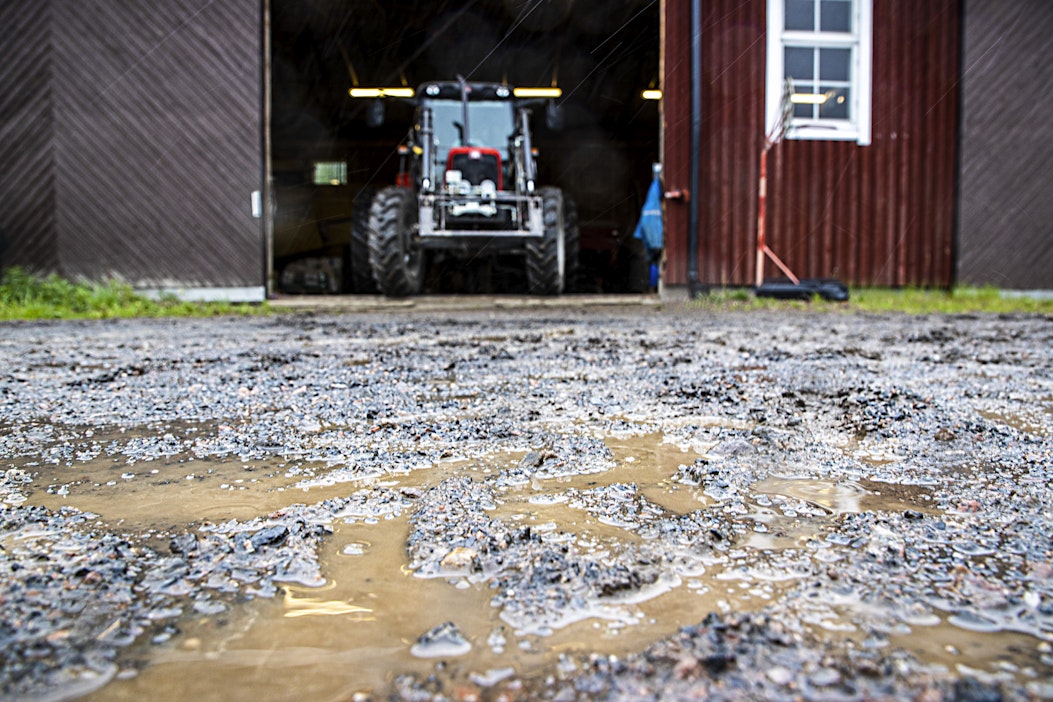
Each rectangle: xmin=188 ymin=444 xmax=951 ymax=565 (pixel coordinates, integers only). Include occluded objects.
xmin=445 ymin=170 xmax=462 ymax=191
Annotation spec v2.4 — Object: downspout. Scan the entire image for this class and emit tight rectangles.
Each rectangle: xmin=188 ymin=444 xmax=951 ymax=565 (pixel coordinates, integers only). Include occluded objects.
xmin=687 ymin=0 xmax=706 ymax=297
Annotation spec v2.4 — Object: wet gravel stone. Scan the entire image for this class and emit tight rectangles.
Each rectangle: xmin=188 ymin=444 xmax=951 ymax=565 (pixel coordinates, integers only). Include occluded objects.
xmin=1 ymin=308 xmax=1051 ymax=700
xmin=0 ymin=506 xmax=153 ymax=700
xmin=411 ymin=621 xmax=472 ymax=658
xmin=0 ymin=480 xmax=419 ymax=698
xmin=409 ymin=475 xmax=625 ymax=632
xmin=391 ymin=611 xmax=1023 ymax=701
xmin=524 ymin=612 xmax=1017 ymax=702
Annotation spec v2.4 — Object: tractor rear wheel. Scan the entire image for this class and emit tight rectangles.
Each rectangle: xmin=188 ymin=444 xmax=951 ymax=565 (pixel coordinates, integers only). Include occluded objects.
xmin=563 ymin=194 xmax=580 ymax=293
xmin=525 ymin=187 xmax=565 ymax=295
xmin=347 ymin=187 xmax=377 ymax=293
xmin=368 ymin=186 xmax=423 ymax=297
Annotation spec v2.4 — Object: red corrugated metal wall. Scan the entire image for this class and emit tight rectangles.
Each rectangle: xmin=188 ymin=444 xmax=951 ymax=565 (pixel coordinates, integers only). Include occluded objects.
xmin=662 ymin=0 xmax=961 ymax=287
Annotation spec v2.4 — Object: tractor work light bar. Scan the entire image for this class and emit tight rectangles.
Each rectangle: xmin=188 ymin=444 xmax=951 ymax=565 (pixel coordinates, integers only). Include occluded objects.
xmin=512 ymin=87 xmax=562 ymax=98
xmin=641 ymin=89 xmax=663 ymax=100
xmin=348 ymin=87 xmax=415 ymax=98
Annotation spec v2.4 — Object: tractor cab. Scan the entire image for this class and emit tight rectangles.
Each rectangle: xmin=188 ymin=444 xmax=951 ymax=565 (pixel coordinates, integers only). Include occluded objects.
xmin=415 ymin=82 xmax=517 ymax=210
xmin=425 ymin=96 xmax=514 ymax=168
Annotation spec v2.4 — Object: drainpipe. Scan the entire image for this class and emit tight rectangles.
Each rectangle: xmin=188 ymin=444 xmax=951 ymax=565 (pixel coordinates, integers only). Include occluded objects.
xmin=687 ymin=0 xmax=707 ymax=298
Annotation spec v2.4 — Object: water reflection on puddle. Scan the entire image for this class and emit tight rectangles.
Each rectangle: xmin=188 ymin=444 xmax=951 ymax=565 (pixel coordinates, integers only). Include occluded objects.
xmin=752 ymin=476 xmax=870 ymax=514
xmin=742 ymin=476 xmax=932 ymax=550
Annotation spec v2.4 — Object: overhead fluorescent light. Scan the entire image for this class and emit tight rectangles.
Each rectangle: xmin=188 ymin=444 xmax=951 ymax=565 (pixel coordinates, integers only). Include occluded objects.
xmin=348 ymin=87 xmax=415 ymax=98
xmin=641 ymin=89 xmax=663 ymax=100
xmin=513 ymin=87 xmax=562 ymax=98
xmin=790 ymin=91 xmax=834 ymax=105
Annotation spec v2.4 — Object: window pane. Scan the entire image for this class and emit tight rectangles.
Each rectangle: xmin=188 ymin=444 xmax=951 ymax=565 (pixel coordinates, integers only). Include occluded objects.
xmin=785 ymin=0 xmax=814 ymax=30
xmin=820 ymin=0 xmax=851 ymax=32
xmin=819 ymin=86 xmax=850 ymax=119
xmin=793 ymin=102 xmax=814 ymax=120
xmin=312 ymin=161 xmax=347 ymax=186
xmin=819 ymin=48 xmax=850 ymax=82
xmin=785 ymin=47 xmax=814 ymax=80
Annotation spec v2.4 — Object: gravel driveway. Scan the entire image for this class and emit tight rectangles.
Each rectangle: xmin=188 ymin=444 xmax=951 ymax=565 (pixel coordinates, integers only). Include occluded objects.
xmin=1 ymin=304 xmax=1051 ymax=701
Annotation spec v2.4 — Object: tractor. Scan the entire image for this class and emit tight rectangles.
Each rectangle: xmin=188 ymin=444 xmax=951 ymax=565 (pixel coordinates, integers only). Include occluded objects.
xmin=358 ymin=79 xmax=577 ymax=296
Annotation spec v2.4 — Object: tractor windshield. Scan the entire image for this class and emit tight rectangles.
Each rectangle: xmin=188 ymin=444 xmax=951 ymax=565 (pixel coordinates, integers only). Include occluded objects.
xmin=426 ymin=99 xmax=516 ymax=164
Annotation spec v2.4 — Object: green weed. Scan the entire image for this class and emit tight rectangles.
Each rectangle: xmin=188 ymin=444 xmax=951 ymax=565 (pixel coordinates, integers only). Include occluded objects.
xmin=0 ymin=267 xmax=266 ymax=320
xmin=849 ymin=286 xmax=1053 ymax=314
xmin=688 ymin=285 xmax=1053 ymax=315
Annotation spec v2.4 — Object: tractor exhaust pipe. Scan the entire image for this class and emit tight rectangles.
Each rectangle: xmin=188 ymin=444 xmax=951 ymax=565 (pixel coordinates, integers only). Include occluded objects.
xmin=420 ymin=107 xmax=434 ymax=192
xmin=457 ymin=75 xmax=470 ymax=148
xmin=518 ymin=108 xmax=536 ymax=193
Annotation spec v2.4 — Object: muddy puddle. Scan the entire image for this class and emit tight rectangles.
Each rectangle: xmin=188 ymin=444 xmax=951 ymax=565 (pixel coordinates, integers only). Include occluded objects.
xmin=16 ymin=435 xmax=716 ymax=696
xmin=27 ymin=452 xmax=362 ymax=533
xmin=88 ymin=518 xmax=490 ymax=701
xmin=18 ymin=429 xmax=1053 ymax=699
xmin=979 ymin=405 xmax=1052 ymax=437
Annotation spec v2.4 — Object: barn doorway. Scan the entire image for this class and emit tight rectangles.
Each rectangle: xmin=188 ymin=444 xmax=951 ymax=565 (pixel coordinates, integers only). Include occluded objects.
xmin=268 ymin=0 xmax=660 ymax=295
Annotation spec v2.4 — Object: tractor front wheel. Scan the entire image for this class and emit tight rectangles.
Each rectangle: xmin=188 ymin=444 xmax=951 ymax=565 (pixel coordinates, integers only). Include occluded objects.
xmin=525 ymin=187 xmax=565 ymax=295
xmin=368 ymin=186 xmax=423 ymax=297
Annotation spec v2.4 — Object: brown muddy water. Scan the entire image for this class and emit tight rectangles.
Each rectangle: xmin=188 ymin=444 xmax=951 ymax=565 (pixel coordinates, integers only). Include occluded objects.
xmin=25 ymin=431 xmax=1043 ymax=701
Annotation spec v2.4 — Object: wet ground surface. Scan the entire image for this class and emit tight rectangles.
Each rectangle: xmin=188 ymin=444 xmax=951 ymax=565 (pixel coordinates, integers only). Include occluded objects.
xmin=1 ymin=304 xmax=1051 ymax=701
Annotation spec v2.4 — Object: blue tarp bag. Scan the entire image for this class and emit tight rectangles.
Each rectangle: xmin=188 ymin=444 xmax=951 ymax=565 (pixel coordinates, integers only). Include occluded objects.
xmin=633 ymin=176 xmax=663 ymax=262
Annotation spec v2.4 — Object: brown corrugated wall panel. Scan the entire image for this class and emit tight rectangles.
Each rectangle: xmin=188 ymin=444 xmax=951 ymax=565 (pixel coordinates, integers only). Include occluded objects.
xmin=663 ymin=0 xmax=961 ymax=287
xmin=1 ymin=0 xmax=264 ymax=291
xmin=958 ymin=0 xmax=1053 ymax=291
xmin=51 ymin=0 xmax=264 ymax=289
xmin=0 ymin=2 xmax=58 ymax=272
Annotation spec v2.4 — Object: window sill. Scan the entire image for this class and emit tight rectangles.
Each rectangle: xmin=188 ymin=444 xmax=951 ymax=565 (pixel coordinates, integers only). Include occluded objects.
xmin=787 ymin=124 xmax=870 ymax=146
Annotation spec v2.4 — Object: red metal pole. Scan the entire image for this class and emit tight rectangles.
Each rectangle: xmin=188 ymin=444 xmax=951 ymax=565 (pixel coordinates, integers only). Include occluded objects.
xmin=756 ymin=140 xmax=800 ymax=287
xmin=755 ymin=146 xmax=768 ymax=289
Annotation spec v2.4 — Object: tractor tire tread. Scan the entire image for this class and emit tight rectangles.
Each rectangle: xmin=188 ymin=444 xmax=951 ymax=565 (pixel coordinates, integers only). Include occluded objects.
xmin=368 ymin=186 xmax=422 ymax=297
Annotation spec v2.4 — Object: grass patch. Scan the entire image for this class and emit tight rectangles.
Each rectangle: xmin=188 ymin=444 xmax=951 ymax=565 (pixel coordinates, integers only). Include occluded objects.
xmin=690 ymin=285 xmax=1053 ymax=315
xmin=848 ymin=286 xmax=1053 ymax=314
xmin=2 ymin=267 xmax=1049 ymax=319
xmin=0 ymin=267 xmax=268 ymax=320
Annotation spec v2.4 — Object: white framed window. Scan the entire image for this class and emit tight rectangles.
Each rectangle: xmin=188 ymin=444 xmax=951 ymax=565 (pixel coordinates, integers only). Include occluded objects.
xmin=766 ymin=0 xmax=873 ymax=145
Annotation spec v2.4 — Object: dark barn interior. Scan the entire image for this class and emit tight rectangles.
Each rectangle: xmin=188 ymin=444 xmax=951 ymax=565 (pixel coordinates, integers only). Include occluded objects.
xmin=269 ymin=0 xmax=659 ymax=294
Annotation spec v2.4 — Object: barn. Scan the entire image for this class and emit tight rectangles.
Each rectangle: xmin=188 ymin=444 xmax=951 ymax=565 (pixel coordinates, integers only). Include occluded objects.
xmin=1 ymin=0 xmax=1050 ymax=299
